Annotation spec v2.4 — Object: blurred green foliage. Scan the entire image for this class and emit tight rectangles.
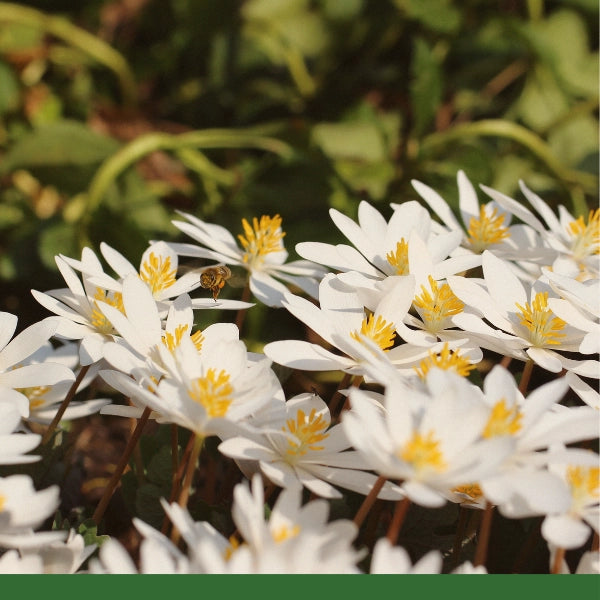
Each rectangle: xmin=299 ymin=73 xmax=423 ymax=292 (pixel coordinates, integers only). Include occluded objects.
xmin=0 ymin=0 xmax=598 ymax=326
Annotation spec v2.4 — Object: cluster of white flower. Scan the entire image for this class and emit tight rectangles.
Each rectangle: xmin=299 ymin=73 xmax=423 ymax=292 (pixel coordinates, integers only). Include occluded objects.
xmin=0 ymin=172 xmax=597 ymax=574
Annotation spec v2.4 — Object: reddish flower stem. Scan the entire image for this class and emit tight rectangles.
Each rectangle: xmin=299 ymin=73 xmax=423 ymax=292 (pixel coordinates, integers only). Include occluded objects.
xmin=353 ymin=475 xmax=387 ymax=529
xmin=473 ymin=501 xmax=494 ymax=567
xmin=386 ymin=496 xmax=411 ymax=545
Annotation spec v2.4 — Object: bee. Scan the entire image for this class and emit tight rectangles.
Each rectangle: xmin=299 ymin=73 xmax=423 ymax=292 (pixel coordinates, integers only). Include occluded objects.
xmin=198 ymin=265 xmax=232 ymax=301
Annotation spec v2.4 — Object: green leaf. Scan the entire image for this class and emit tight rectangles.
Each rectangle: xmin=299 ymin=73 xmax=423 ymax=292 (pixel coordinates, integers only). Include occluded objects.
xmin=38 ymin=221 xmax=80 ymax=270
xmin=0 ymin=120 xmax=119 ymax=175
xmin=394 ymin=0 xmax=462 ymax=33
xmin=146 ymin=444 xmax=175 ymax=487
xmin=0 ymin=60 xmax=20 ymax=116
xmin=410 ymin=37 xmax=443 ymax=136
xmin=312 ymin=121 xmax=387 ymax=162
xmin=77 ymin=519 xmax=110 ymax=548
xmin=135 ymin=483 xmax=169 ymax=529
xmin=548 ymin=114 xmax=599 ymax=168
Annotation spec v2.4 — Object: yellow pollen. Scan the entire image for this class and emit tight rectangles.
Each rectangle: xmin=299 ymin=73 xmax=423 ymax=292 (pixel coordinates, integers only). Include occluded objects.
xmin=453 ymin=483 xmax=484 ymax=502
xmin=566 ymin=466 xmax=599 ymax=511
xmin=238 ymin=215 xmax=286 ymax=266
xmin=414 ymin=342 xmax=476 ymax=380
xmin=467 ymin=205 xmax=510 ymax=251
xmin=139 ymin=252 xmax=177 ymax=296
xmin=413 ymin=275 xmax=464 ymax=331
xmin=190 ymin=330 xmax=204 ymax=352
xmin=386 ymin=238 xmax=410 ymax=275
xmin=482 ymin=399 xmax=523 ymax=438
xmin=272 ymin=524 xmax=301 ymax=543
xmin=284 ymin=408 xmax=329 ymax=458
xmin=350 ymin=314 xmax=396 ymax=351
xmin=0 ymin=494 xmax=5 ymax=512
xmin=162 ymin=324 xmax=189 ymax=352
xmin=515 ymin=291 xmax=566 ymax=347
xmin=567 ymin=209 xmax=599 ymax=264
xmin=400 ymin=430 xmax=447 ymax=474
xmin=90 ymin=288 xmax=124 ymax=334
xmin=19 ymin=385 xmax=50 ymax=410
xmin=188 ymin=368 xmax=233 ymax=417
xmin=223 ymin=536 xmax=242 ymax=562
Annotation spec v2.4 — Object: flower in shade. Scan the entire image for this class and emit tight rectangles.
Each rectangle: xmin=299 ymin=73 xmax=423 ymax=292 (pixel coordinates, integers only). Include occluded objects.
xmin=219 ymin=392 xmax=404 ymax=499
xmin=166 ymin=212 xmax=326 ymax=306
xmin=369 ymin=538 xmax=442 ymax=573
xmin=343 ymin=368 xmax=513 ymax=507
xmin=0 ymin=312 xmax=74 ymax=416
xmin=161 ymin=474 xmax=363 ymax=573
xmin=482 ymin=181 xmax=599 ymax=281
xmin=0 ymin=400 xmax=41 ymax=465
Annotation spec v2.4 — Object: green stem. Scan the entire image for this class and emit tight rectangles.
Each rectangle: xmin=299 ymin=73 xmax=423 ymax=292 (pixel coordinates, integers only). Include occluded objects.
xmin=0 ymin=2 xmax=137 ymax=106
xmin=421 ymin=119 xmax=598 ymax=193
xmin=81 ymin=129 xmax=293 ymax=226
xmin=42 ymin=364 xmax=90 ymax=446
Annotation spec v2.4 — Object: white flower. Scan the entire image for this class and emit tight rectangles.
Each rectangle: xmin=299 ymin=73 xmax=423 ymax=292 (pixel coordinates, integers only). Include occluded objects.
xmin=0 ymin=475 xmax=60 ymax=542
xmin=264 ymin=273 xmax=433 ymax=377
xmin=219 ymin=392 xmax=403 ymax=500
xmin=162 ymin=474 xmax=363 ymax=573
xmin=31 ymin=249 xmax=125 ymax=365
xmin=482 ymin=181 xmax=599 ymax=280
xmin=167 ymin=212 xmax=326 ymax=307
xmin=0 ymin=312 xmax=73 ymax=415
xmin=13 ymin=341 xmax=108 ymax=424
xmin=296 ymin=199 xmax=481 ymax=295
xmin=344 ymin=368 xmax=513 ymax=507
xmin=0 ymin=400 xmax=41 ymax=464
xmin=101 ymin=330 xmax=281 ymax=439
xmin=369 ymin=538 xmax=442 ymax=573
xmin=412 ymin=171 xmax=550 ymax=275
xmin=541 ymin=453 xmax=599 ymax=550
xmin=448 ymin=251 xmax=595 ymax=375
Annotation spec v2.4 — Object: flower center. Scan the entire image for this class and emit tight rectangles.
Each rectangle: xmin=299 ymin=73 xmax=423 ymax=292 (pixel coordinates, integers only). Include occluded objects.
xmin=453 ymin=483 xmax=484 ymax=503
xmin=515 ymin=291 xmax=566 ymax=347
xmin=566 ymin=466 xmax=599 ymax=514
xmin=399 ymin=430 xmax=447 ymax=475
xmin=0 ymin=494 xmax=5 ymax=511
xmin=139 ymin=252 xmax=177 ymax=296
xmin=467 ymin=205 xmax=510 ymax=252
xmin=386 ymin=239 xmax=410 ymax=275
xmin=17 ymin=385 xmax=50 ymax=411
xmin=482 ymin=399 xmax=523 ymax=438
xmin=283 ymin=408 xmax=329 ymax=459
xmin=161 ymin=325 xmax=204 ymax=353
xmin=238 ymin=215 xmax=286 ymax=267
xmin=414 ymin=342 xmax=475 ymax=380
xmin=188 ymin=368 xmax=233 ymax=417
xmin=350 ymin=314 xmax=396 ymax=351
xmin=568 ymin=209 xmax=599 ymax=264
xmin=90 ymin=288 xmax=124 ymax=334
xmin=272 ymin=524 xmax=301 ymax=543
xmin=413 ymin=275 xmax=464 ymax=332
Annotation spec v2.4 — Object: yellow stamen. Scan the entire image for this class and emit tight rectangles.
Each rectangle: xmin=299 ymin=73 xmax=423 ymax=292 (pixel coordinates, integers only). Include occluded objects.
xmin=482 ymin=399 xmax=523 ymax=438
xmin=453 ymin=483 xmax=484 ymax=502
xmin=139 ymin=252 xmax=177 ymax=296
xmin=414 ymin=342 xmax=475 ymax=380
xmin=0 ymin=494 xmax=5 ymax=511
xmin=350 ymin=314 xmax=396 ymax=351
xmin=515 ymin=291 xmax=566 ymax=347
xmin=283 ymin=408 xmax=329 ymax=458
xmin=162 ymin=324 xmax=189 ymax=352
xmin=399 ymin=430 xmax=447 ymax=474
xmin=188 ymin=368 xmax=233 ymax=417
xmin=568 ymin=209 xmax=599 ymax=261
xmin=413 ymin=275 xmax=464 ymax=331
xmin=467 ymin=205 xmax=510 ymax=252
xmin=566 ymin=466 xmax=599 ymax=513
xmin=272 ymin=524 xmax=301 ymax=543
xmin=223 ymin=536 xmax=242 ymax=561
xmin=90 ymin=288 xmax=124 ymax=334
xmin=386 ymin=238 xmax=410 ymax=275
xmin=17 ymin=385 xmax=50 ymax=411
xmin=238 ymin=215 xmax=286 ymax=267
xmin=190 ymin=330 xmax=204 ymax=352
